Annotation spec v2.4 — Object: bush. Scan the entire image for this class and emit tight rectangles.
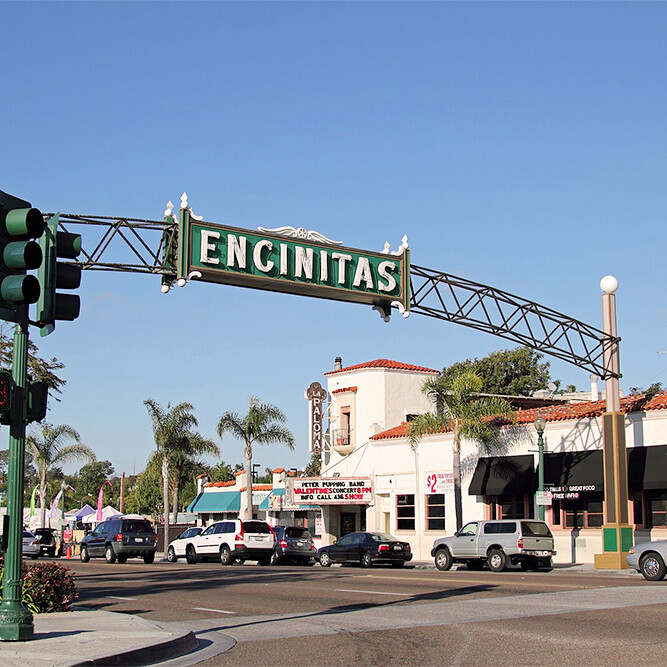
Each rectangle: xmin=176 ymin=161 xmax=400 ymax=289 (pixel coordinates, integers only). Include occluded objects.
xmin=0 ymin=558 xmax=78 ymax=613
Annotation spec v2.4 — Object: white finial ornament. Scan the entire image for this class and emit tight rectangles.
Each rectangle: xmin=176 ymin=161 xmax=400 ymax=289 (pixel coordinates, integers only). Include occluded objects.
xmin=180 ymin=192 xmax=189 ymax=210
xmin=600 ymin=275 xmax=619 ymax=295
xmin=164 ymin=200 xmax=174 ymax=218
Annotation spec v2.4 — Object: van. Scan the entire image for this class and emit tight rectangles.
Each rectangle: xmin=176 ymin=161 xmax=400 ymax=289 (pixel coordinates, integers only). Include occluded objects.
xmin=431 ymin=519 xmax=555 ymax=572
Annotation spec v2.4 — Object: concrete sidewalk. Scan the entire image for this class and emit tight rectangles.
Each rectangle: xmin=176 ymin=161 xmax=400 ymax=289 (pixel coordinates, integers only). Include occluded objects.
xmin=0 ymin=610 xmax=206 ymax=666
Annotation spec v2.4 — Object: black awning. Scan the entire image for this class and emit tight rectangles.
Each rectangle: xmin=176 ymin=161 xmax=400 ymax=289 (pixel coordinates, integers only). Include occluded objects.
xmin=543 ymin=450 xmax=603 ymax=493
xmin=468 ymin=455 xmax=536 ymax=496
xmin=628 ymin=445 xmax=667 ymax=491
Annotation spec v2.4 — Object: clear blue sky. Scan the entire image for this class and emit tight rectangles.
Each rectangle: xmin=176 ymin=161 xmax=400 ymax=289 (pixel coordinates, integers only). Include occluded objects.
xmin=2 ymin=2 xmax=665 ymax=477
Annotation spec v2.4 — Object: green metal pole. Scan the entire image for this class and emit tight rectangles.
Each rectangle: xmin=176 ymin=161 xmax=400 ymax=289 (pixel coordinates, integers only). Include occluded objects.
xmin=537 ymin=429 xmax=545 ymax=522
xmin=0 ymin=315 xmax=34 ymax=641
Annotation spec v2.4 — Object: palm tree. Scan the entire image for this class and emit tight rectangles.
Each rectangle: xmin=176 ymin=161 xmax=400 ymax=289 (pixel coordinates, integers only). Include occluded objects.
xmin=168 ymin=431 xmax=219 ymax=517
xmin=27 ymin=423 xmax=95 ymax=528
xmin=217 ymin=397 xmax=295 ymax=519
xmin=408 ymin=371 xmax=515 ymax=531
xmin=144 ymin=399 xmax=199 ymax=555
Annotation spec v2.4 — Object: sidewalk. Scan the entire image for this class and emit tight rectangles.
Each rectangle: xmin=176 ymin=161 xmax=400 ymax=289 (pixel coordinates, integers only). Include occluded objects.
xmin=0 ymin=610 xmax=203 ymax=666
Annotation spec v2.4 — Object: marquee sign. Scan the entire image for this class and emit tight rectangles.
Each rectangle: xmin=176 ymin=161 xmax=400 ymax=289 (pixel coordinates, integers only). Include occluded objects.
xmin=291 ymin=477 xmax=373 ymax=504
xmin=305 ymin=381 xmax=328 ymax=455
xmin=175 ymin=204 xmax=410 ymax=315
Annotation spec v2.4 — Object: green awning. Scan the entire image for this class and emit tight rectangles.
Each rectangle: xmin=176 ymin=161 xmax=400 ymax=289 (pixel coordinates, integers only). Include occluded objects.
xmin=187 ymin=491 xmax=241 ymax=513
xmin=259 ymin=488 xmax=285 ymax=510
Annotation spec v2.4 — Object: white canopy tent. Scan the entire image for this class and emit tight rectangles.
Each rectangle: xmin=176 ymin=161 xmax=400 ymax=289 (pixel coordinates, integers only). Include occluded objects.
xmin=81 ymin=505 xmax=123 ymax=524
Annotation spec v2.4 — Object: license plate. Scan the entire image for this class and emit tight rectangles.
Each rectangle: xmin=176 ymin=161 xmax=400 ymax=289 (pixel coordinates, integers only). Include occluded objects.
xmin=133 ymin=537 xmax=143 ymax=543
xmin=537 ymin=550 xmax=549 ymax=556
xmin=394 ymin=545 xmax=402 ymax=550
xmin=296 ymin=541 xmax=304 ymax=547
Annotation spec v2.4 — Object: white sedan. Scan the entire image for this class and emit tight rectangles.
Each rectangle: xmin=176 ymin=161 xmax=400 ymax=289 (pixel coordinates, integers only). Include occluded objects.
xmin=627 ymin=539 xmax=667 ymax=581
xmin=166 ymin=526 xmax=202 ymax=562
xmin=22 ymin=530 xmax=40 ymax=559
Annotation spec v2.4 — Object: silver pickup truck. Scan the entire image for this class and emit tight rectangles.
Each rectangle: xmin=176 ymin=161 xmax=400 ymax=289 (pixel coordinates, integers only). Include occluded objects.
xmin=431 ymin=519 xmax=556 ymax=572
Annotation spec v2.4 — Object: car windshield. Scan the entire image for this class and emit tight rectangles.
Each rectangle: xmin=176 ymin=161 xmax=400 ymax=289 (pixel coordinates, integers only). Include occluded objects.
xmin=244 ymin=521 xmax=272 ymax=534
xmin=285 ymin=527 xmax=312 ymax=539
xmin=121 ymin=519 xmax=153 ymax=533
xmin=521 ymin=521 xmax=553 ymax=538
xmin=369 ymin=533 xmax=397 ymax=542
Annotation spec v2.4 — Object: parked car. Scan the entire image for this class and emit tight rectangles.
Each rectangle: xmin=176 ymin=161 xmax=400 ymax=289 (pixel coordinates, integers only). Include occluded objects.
xmin=627 ymin=539 xmax=667 ymax=581
xmin=34 ymin=528 xmax=58 ymax=557
xmin=22 ymin=530 xmax=40 ymax=559
xmin=317 ymin=532 xmax=412 ymax=568
xmin=271 ymin=525 xmax=316 ymax=565
xmin=166 ymin=526 xmax=203 ymax=562
xmin=431 ymin=519 xmax=555 ymax=572
xmin=80 ymin=516 xmax=157 ymax=564
xmin=183 ymin=519 xmax=275 ymax=565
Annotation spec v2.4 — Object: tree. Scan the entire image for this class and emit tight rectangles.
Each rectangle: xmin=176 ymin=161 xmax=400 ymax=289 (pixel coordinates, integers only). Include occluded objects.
xmin=207 ymin=461 xmax=241 ymax=483
xmin=143 ymin=399 xmax=200 ymax=555
xmin=0 ymin=326 xmax=67 ymax=399
xmin=217 ymin=397 xmax=295 ymax=520
xmin=26 ymin=423 xmax=95 ymax=527
xmin=441 ymin=347 xmax=552 ymax=397
xmin=629 ymin=382 xmax=663 ymax=398
xmin=303 ymin=452 xmax=321 ymax=477
xmin=76 ymin=460 xmax=115 ymax=499
xmin=408 ymin=371 xmax=515 ymax=531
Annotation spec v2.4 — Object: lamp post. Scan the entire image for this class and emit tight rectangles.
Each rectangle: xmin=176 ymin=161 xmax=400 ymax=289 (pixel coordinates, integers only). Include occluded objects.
xmin=534 ymin=414 xmax=547 ymax=521
xmin=594 ymin=275 xmax=632 ymax=569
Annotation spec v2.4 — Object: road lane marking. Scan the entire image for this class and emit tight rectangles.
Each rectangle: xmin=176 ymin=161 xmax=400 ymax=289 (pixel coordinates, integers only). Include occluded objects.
xmin=106 ymin=596 xmax=136 ymax=601
xmin=335 ymin=588 xmax=412 ymax=597
xmin=193 ymin=607 xmax=236 ymax=614
xmin=359 ymin=574 xmax=594 ymax=589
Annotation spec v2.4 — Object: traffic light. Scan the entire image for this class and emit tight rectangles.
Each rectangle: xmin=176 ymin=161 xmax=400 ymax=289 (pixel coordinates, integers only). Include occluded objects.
xmin=0 ymin=191 xmax=46 ymax=323
xmin=36 ymin=214 xmax=82 ymax=336
xmin=0 ymin=370 xmax=10 ymax=425
xmin=26 ymin=380 xmax=47 ymax=423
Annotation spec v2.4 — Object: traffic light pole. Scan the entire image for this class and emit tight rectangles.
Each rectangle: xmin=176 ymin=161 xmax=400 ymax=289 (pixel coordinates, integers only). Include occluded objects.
xmin=0 ymin=309 xmax=34 ymax=641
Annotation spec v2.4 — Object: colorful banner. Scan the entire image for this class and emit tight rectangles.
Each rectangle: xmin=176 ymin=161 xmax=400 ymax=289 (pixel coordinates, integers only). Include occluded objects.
xmin=97 ymin=480 xmax=113 ymax=521
xmin=30 ymin=486 xmax=40 ymax=517
xmin=50 ymin=489 xmax=63 ymax=519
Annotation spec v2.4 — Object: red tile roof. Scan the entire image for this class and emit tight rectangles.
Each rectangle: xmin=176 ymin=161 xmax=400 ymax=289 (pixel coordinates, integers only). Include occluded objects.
xmin=325 ymin=359 xmax=439 ymax=376
xmin=271 ymin=468 xmax=285 ymax=474
xmin=204 ymin=480 xmax=236 ymax=488
xmin=370 ymin=392 xmax=667 ymax=441
xmin=332 ymin=386 xmax=358 ymax=394
xmin=234 ymin=470 xmax=246 ymax=476
xmin=239 ymin=484 xmax=273 ymax=492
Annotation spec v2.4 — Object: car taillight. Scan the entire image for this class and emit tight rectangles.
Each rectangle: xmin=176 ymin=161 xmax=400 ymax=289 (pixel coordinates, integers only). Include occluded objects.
xmin=279 ymin=539 xmax=288 ymax=548
xmin=406 ymin=544 xmax=411 ymax=552
xmin=235 ymin=524 xmax=244 ymax=541
xmin=379 ymin=544 xmax=390 ymax=552
xmin=518 ymin=537 xmax=524 ymax=549
xmin=31 ymin=540 xmax=39 ymax=546
xmin=116 ymin=533 xmax=123 ymax=542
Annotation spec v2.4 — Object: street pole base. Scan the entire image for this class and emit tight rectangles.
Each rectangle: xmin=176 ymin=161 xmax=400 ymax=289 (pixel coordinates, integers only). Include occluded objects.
xmin=594 ymin=551 xmax=630 ymax=570
xmin=0 ymin=605 xmax=34 ymax=642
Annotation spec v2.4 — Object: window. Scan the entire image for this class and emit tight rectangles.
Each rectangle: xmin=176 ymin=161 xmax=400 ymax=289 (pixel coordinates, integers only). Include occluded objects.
xmin=243 ymin=521 xmax=272 ymax=534
xmin=489 ymin=495 xmax=527 ymax=519
xmin=521 ymin=521 xmax=552 ymax=537
xmin=458 ymin=522 xmax=478 ymax=537
xmin=202 ymin=524 xmax=217 ymax=536
xmin=557 ymin=493 xmax=604 ymax=528
xmin=396 ymin=494 xmax=415 ymax=530
xmin=484 ymin=522 xmax=517 ymax=534
xmin=646 ymin=491 xmax=667 ymax=528
xmin=285 ymin=527 xmax=312 ymax=539
xmin=426 ymin=494 xmax=445 ymax=531
xmin=337 ymin=533 xmax=356 ymax=546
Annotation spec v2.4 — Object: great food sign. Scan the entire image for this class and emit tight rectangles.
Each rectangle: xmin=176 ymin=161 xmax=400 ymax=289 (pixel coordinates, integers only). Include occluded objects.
xmin=176 ymin=212 xmax=410 ymax=314
xmin=291 ymin=478 xmax=373 ymax=505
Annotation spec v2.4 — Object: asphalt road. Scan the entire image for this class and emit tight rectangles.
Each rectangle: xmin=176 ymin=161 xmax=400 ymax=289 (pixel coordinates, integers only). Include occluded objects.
xmin=61 ymin=558 xmax=667 ymax=665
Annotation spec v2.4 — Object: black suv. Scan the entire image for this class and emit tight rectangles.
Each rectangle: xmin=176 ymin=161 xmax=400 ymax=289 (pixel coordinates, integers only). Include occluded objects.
xmin=34 ymin=528 xmax=58 ymax=557
xmin=80 ymin=517 xmax=157 ymax=564
xmin=271 ymin=525 xmax=316 ymax=565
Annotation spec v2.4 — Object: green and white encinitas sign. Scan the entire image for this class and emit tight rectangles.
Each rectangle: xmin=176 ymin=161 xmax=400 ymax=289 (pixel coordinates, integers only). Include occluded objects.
xmin=173 ymin=197 xmax=410 ymax=315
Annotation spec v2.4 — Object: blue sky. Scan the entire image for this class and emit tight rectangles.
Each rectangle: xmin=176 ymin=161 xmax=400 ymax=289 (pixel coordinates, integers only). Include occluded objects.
xmin=2 ymin=2 xmax=665 ymax=477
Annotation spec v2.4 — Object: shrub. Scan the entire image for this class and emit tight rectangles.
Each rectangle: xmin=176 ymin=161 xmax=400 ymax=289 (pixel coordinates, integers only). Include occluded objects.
xmin=0 ymin=558 xmax=78 ymax=613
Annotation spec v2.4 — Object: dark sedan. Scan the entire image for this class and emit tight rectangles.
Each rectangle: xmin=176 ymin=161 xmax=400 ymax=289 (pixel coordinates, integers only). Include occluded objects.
xmin=317 ymin=531 xmax=412 ymax=568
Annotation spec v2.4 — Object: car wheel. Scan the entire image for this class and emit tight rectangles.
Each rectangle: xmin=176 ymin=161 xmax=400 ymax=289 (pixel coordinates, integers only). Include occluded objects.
xmin=167 ymin=546 xmax=178 ymax=562
xmin=219 ymin=545 xmax=233 ymax=566
xmin=143 ymin=552 xmax=155 ymax=564
xmin=639 ymin=552 xmax=667 ymax=581
xmin=80 ymin=545 xmax=90 ymax=563
xmin=360 ymin=552 xmax=372 ymax=568
xmin=434 ymin=548 xmax=453 ymax=571
xmin=105 ymin=545 xmax=117 ymax=564
xmin=487 ymin=548 xmax=507 ymax=572
xmin=319 ymin=552 xmax=332 ymax=568
xmin=186 ymin=545 xmax=198 ymax=565
xmin=467 ymin=559 xmax=484 ymax=571
xmin=117 ymin=555 xmax=128 ymax=564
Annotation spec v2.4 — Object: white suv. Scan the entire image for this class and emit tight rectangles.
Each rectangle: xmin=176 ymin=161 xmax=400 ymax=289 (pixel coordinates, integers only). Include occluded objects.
xmin=184 ymin=519 xmax=275 ymax=566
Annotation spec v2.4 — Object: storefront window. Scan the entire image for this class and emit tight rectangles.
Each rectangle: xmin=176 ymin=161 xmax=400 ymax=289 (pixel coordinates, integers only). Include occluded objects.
xmin=647 ymin=491 xmax=667 ymax=528
xmin=396 ymin=494 xmax=415 ymax=530
xmin=562 ymin=494 xmax=604 ymax=528
xmin=426 ymin=494 xmax=445 ymax=531
xmin=488 ymin=495 xmax=530 ymax=520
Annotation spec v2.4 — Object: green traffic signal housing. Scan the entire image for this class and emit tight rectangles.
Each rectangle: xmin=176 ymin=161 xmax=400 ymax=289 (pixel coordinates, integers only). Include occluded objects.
xmin=36 ymin=214 xmax=82 ymax=336
xmin=0 ymin=191 xmax=46 ymax=322
xmin=0 ymin=370 xmax=10 ymax=425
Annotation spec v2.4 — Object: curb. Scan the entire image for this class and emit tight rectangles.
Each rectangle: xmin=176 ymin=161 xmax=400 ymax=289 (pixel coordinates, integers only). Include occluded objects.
xmin=72 ymin=629 xmax=199 ymax=666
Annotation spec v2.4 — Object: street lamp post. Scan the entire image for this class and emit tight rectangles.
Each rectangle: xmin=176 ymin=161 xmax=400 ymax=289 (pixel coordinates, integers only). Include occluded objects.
xmin=594 ymin=275 xmax=632 ymax=569
xmin=534 ymin=414 xmax=547 ymax=521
